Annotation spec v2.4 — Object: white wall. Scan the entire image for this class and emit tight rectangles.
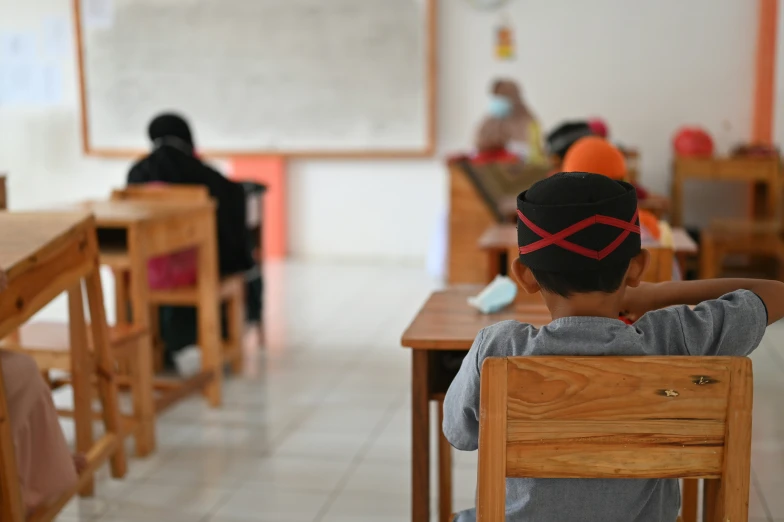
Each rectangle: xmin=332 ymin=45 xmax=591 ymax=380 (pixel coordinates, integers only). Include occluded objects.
xmin=776 ymin=1 xmax=784 ymax=147
xmin=1 ymin=0 xmax=758 ymax=266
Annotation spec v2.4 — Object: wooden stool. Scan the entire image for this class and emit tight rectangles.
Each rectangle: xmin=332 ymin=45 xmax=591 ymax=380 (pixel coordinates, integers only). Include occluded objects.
xmin=109 ymin=185 xmax=247 ymax=374
xmin=476 ymin=356 xmax=752 ymax=521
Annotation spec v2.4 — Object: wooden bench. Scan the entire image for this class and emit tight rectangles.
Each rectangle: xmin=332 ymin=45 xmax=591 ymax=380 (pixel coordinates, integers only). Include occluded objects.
xmin=109 ymin=186 xmax=246 ymax=374
xmin=477 ymin=356 xmax=752 ymax=521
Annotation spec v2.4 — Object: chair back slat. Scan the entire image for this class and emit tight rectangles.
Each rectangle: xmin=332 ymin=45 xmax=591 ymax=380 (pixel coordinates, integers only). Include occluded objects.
xmin=477 ymin=356 xmax=753 ymax=521
xmin=111 ymin=185 xmax=210 ymax=203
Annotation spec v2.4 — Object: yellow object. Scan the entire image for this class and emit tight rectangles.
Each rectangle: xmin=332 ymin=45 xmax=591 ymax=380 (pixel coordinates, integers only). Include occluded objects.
xmin=658 ymin=221 xmax=674 ymax=249
xmin=526 ymin=121 xmax=546 ymax=165
xmin=496 ymin=21 xmax=515 ymax=60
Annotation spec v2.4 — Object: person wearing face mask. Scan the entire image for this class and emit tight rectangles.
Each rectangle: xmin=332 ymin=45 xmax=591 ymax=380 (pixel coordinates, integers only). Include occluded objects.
xmin=474 ymin=79 xmax=546 ymax=165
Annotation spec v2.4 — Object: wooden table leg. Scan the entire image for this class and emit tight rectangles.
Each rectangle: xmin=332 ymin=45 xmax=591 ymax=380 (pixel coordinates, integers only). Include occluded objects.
xmin=486 ymin=251 xmax=500 ymax=284
xmin=700 ymin=232 xmax=718 ymax=279
xmin=703 ymin=478 xmax=719 ymax=522
xmin=126 ymin=227 xmax=157 ymax=454
xmin=412 ymin=350 xmax=430 ymax=522
xmin=197 ymin=221 xmax=222 ymax=407
xmin=68 ymin=283 xmax=95 ymax=496
xmin=128 ymin=332 xmax=155 ymax=457
xmin=671 ymin=168 xmax=683 ymax=227
xmin=84 ymin=268 xmax=127 ymax=478
xmin=437 ymin=398 xmax=453 ymax=522
xmin=681 ymin=479 xmax=698 ymax=522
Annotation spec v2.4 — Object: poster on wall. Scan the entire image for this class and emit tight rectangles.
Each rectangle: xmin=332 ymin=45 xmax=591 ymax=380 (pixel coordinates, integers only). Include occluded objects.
xmin=0 ymin=26 xmax=65 ymax=108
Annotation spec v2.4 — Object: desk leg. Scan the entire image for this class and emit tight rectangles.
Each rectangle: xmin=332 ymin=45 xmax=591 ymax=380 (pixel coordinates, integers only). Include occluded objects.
xmin=412 ymin=350 xmax=430 ymax=522
xmin=437 ymin=398 xmax=453 ymax=522
xmin=126 ymin=228 xmax=157 ymax=455
xmin=84 ymin=268 xmax=128 ymax=478
xmin=486 ymin=251 xmax=500 ymax=284
xmin=681 ymin=479 xmax=698 ymax=522
xmin=672 ymin=169 xmax=683 ymax=227
xmin=197 ymin=225 xmax=222 ymax=407
xmin=68 ymin=283 xmax=94 ymax=496
xmin=703 ymin=478 xmax=719 ymax=522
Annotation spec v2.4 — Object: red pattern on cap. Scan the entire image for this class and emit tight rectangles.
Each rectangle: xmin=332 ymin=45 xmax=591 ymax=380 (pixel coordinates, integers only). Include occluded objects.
xmin=518 ymin=209 xmax=640 ymax=260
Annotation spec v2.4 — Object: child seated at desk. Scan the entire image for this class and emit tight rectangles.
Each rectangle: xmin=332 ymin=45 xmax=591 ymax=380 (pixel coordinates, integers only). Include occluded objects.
xmin=443 ymin=172 xmax=783 ymax=522
xmin=0 ymin=272 xmax=82 ymax=514
xmin=127 ymin=113 xmax=255 ymax=369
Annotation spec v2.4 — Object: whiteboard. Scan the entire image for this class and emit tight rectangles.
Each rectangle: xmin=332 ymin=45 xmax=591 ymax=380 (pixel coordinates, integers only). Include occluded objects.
xmin=76 ymin=0 xmax=436 ymax=157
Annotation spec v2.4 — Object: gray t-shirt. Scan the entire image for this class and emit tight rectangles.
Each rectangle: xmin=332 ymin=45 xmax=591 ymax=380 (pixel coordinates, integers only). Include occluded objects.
xmin=444 ymin=290 xmax=767 ymax=522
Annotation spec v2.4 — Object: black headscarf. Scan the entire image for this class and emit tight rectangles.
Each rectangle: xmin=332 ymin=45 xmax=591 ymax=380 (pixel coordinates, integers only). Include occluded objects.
xmin=128 ymin=113 xmax=252 ymax=276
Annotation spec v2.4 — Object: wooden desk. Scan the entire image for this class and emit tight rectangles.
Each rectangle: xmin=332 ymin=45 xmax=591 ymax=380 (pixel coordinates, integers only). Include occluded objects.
xmin=401 ymin=286 xmax=700 ymax=522
xmin=671 ymin=156 xmax=781 ymax=226
xmin=0 ymin=212 xmax=125 ymax=522
xmin=401 ymin=287 xmax=549 ymax=522
xmin=478 ymin=223 xmax=698 ymax=283
xmin=75 ymin=200 xmax=223 ymax=411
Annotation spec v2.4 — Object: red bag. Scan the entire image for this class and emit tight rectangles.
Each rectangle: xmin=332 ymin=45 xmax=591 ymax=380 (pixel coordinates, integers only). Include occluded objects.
xmin=673 ymin=127 xmax=714 ymax=157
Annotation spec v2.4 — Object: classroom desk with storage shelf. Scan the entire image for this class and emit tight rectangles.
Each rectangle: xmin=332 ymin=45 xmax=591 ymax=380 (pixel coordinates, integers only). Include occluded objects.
xmin=671 ymin=156 xmax=781 ymax=227
xmin=74 ymin=199 xmax=223 ymax=412
xmin=401 ymin=286 xmax=700 ymax=522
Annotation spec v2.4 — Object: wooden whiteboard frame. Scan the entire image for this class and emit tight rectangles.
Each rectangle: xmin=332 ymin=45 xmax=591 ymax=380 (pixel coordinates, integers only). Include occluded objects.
xmin=73 ymin=0 xmax=438 ymax=159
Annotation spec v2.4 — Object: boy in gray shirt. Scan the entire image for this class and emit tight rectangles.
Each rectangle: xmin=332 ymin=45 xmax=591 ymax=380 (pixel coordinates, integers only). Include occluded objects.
xmin=444 ymin=172 xmax=784 ymax=522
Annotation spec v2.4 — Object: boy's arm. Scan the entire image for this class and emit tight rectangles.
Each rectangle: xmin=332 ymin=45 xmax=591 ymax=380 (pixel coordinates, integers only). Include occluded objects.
xmin=443 ymin=331 xmax=484 ymax=451
xmin=624 ymin=279 xmax=784 ymax=325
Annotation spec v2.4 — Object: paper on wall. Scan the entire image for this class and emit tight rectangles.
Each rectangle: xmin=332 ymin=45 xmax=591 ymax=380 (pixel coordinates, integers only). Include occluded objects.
xmin=42 ymin=16 xmax=71 ymax=58
xmin=83 ymin=0 xmax=115 ymax=30
xmin=0 ymin=32 xmax=36 ymax=63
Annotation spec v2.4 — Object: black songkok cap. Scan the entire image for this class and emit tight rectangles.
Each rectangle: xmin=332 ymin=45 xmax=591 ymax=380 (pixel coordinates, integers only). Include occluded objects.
xmin=517 ymin=172 xmax=641 ymax=272
xmin=546 ymin=121 xmax=593 ymax=158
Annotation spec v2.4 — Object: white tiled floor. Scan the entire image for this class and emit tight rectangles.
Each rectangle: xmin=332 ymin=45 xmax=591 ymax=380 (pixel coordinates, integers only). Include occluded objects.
xmin=54 ymin=261 xmax=784 ymax=521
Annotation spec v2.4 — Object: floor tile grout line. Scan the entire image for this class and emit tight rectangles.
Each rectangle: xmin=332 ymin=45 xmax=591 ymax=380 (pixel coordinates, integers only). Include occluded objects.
xmin=311 ymin=392 xmax=408 ymax=522
xmin=750 ymin=467 xmax=774 ymax=522
xmin=266 ymin=350 xmax=375 ymax=451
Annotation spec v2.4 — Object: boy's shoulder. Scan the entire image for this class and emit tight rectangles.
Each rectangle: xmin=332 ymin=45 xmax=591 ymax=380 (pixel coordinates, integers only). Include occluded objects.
xmin=477 ymin=320 xmax=538 ymax=356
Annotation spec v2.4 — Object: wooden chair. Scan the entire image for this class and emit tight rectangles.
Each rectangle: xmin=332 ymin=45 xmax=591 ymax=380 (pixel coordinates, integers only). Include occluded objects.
xmin=0 ymin=286 xmax=129 ymax=521
xmin=108 ymin=186 xmax=246 ymax=374
xmin=477 ymin=356 xmax=752 ymax=522
xmin=3 ymin=318 xmax=153 ymax=458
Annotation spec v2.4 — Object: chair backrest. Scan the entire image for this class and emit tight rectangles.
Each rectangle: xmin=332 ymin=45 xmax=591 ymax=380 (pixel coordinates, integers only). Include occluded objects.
xmin=111 ymin=184 xmax=210 ymax=203
xmin=477 ymin=356 xmax=753 ymax=522
xmin=0 ymin=362 xmax=26 ymax=522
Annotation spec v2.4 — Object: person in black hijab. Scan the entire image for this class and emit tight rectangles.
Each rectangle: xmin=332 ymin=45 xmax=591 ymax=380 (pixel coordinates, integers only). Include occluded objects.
xmin=128 ymin=113 xmax=257 ymax=370
xmin=128 ymin=113 xmax=252 ymax=276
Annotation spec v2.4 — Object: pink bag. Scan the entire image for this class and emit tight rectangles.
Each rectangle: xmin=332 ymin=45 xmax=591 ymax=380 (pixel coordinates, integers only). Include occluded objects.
xmin=147 ymin=248 xmax=198 ymax=289
xmin=137 ymin=182 xmax=199 ymax=289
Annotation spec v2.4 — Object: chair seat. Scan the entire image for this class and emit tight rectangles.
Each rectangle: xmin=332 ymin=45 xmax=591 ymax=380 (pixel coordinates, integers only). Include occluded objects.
xmin=148 ymin=273 xmax=245 ymax=305
xmin=4 ymin=322 xmax=147 ymax=354
xmin=101 ymin=247 xmax=132 ymax=271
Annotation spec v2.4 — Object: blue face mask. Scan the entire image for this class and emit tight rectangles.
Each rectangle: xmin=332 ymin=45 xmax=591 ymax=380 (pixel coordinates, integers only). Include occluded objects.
xmin=488 ymin=94 xmax=512 ymax=118
xmin=467 ymin=275 xmax=518 ymax=314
